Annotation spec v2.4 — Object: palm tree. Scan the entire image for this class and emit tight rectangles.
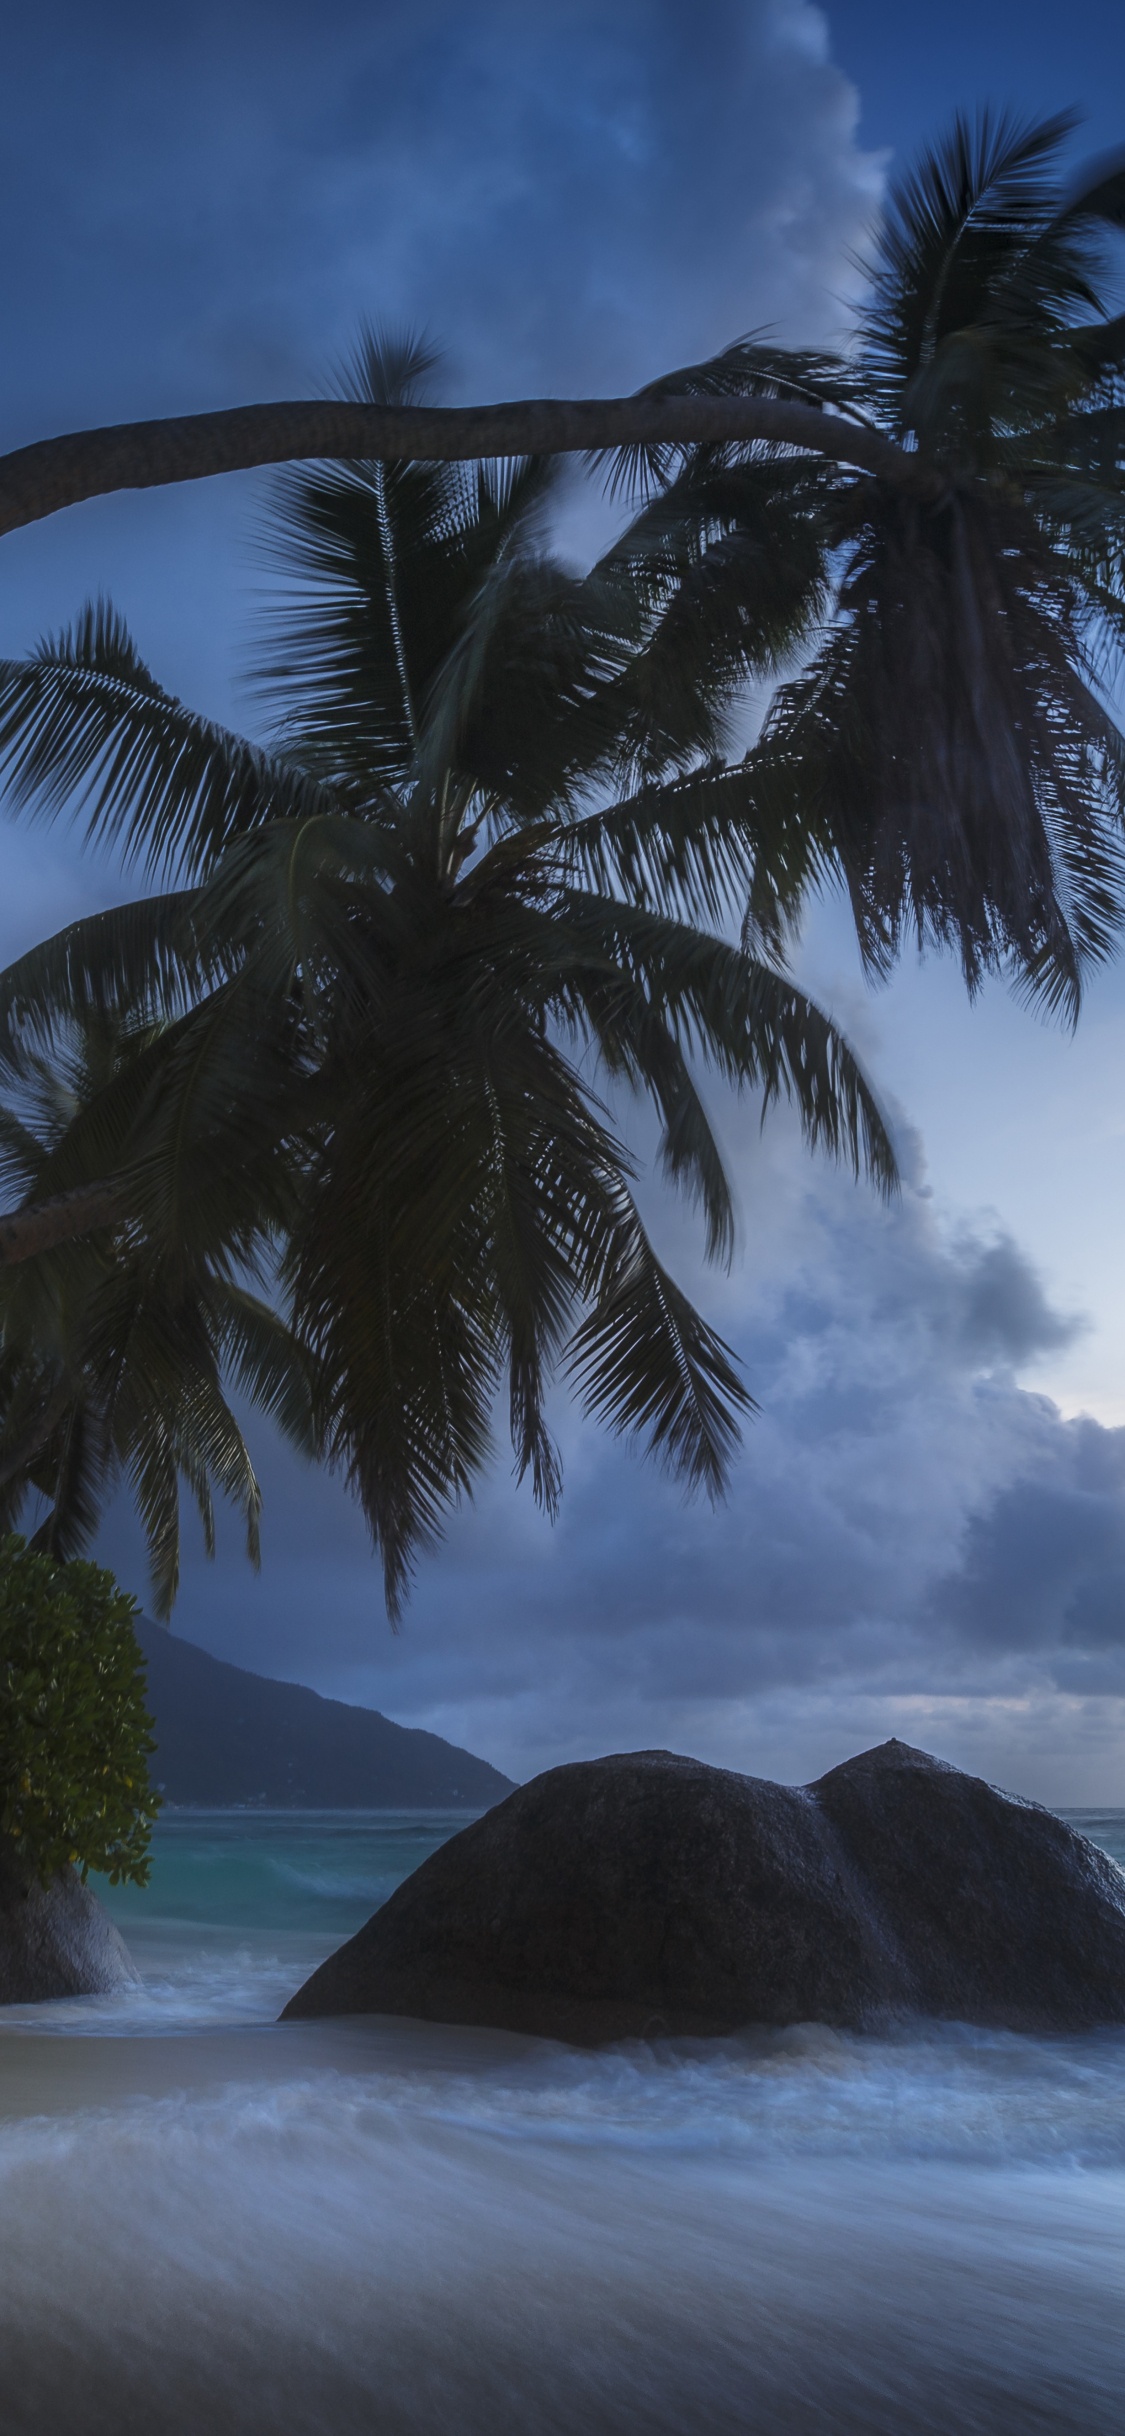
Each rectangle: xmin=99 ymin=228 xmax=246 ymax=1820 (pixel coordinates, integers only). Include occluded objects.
xmin=747 ymin=109 xmax=1125 ymax=1012
xmin=567 ymin=111 xmax=1125 ymax=1019
xmin=0 ymin=336 xmax=893 ymax=1611
xmin=0 ymin=1008 xmax=316 ymax=1611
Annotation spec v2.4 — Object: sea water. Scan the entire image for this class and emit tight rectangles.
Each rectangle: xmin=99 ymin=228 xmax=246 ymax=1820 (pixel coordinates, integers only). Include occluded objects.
xmin=1 ymin=1809 xmax=1123 ymax=2434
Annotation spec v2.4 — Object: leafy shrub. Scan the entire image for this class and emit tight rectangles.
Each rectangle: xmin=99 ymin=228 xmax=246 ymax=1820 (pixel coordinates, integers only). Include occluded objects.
xmin=0 ymin=1535 xmax=160 ymax=1885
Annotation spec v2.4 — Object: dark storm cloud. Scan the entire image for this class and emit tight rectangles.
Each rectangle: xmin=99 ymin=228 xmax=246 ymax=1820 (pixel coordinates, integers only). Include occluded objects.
xmin=4 ymin=0 xmax=880 ymax=432
xmin=929 ymin=1443 xmax=1125 ymax=1682
xmin=131 ymin=1101 xmax=1125 ymax=1799
xmin=0 ymin=0 xmax=881 ymax=921
xmin=952 ymin=1236 xmax=1081 ymax=1366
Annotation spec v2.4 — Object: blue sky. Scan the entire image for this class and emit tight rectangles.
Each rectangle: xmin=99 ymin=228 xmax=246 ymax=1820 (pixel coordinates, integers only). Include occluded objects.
xmin=827 ymin=0 xmax=1125 ymax=158
xmin=5 ymin=0 xmax=1125 ymax=1799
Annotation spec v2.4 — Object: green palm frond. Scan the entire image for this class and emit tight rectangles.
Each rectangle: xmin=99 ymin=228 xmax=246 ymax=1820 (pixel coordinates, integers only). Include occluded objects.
xmin=750 ymin=489 xmax=1125 ymax=1014
xmin=250 ymin=332 xmax=564 ymax=795
xmin=0 ymin=892 xmax=207 ymax=1073
xmin=595 ymin=333 xmax=878 ymax=501
xmin=557 ymin=756 xmax=823 ymax=940
xmin=0 ymin=598 xmax=343 ymax=878
xmin=857 ymin=110 xmax=1086 ymax=421
xmin=585 ymin=454 xmax=830 ymax=781
xmin=28 ymin=1403 xmax=109 ymax=1563
xmin=555 ymin=894 xmax=897 ymax=1192
xmin=565 ymin=1181 xmax=751 ymax=1498
xmin=217 ymin=1283 xmax=321 ymax=1459
xmin=292 ymin=1184 xmax=498 ymax=1619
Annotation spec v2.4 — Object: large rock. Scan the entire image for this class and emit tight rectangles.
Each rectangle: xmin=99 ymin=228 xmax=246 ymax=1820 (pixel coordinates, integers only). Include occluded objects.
xmin=0 ymin=1841 xmax=139 ymax=2004
xmin=281 ymin=1740 xmax=1125 ymax=2039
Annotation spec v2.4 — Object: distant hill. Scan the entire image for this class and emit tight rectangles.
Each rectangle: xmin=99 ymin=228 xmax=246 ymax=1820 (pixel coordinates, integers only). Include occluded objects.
xmin=135 ymin=1621 xmax=515 ymax=1810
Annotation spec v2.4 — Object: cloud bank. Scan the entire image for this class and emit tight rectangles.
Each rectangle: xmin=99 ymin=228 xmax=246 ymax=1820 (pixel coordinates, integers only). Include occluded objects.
xmin=125 ymin=1098 xmax=1125 ymax=1805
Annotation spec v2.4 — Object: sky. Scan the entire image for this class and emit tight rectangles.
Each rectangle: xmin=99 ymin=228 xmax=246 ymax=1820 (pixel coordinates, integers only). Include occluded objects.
xmin=5 ymin=0 xmax=1125 ymax=1801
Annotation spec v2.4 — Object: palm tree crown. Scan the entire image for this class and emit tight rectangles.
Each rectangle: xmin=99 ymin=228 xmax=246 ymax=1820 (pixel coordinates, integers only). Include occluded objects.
xmin=615 ymin=111 xmax=1125 ymax=1013
xmin=0 ymin=334 xmax=894 ymax=1612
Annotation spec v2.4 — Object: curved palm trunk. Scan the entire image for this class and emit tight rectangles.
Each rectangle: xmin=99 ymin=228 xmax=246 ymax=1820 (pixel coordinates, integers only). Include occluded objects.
xmin=0 ymin=1181 xmax=123 ymax=1265
xmin=0 ymin=395 xmax=912 ymax=540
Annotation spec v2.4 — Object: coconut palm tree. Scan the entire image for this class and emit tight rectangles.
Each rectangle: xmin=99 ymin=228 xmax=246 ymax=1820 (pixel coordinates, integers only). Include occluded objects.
xmin=806 ymin=110 xmax=1125 ymax=1004
xmin=0 ymin=1007 xmax=316 ymax=1612
xmin=0 ymin=336 xmax=894 ymax=1611
xmin=596 ymin=111 xmax=1125 ymax=1012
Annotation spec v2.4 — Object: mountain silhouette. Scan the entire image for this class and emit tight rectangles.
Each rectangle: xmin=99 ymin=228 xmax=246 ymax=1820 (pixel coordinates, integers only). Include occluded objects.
xmin=136 ymin=1621 xmax=514 ymax=1810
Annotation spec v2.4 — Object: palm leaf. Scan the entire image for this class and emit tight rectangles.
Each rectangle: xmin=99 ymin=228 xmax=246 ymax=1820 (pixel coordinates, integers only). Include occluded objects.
xmin=566 ymin=1180 xmax=751 ymax=1497
xmin=0 ymin=598 xmax=342 ymax=878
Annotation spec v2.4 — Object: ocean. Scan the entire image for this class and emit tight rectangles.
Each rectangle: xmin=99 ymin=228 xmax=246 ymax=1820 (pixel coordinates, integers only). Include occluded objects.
xmin=1 ymin=1805 xmax=1123 ymax=2433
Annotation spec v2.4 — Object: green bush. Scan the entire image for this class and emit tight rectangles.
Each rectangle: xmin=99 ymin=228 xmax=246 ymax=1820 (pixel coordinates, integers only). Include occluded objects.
xmin=0 ymin=1535 xmax=160 ymax=1885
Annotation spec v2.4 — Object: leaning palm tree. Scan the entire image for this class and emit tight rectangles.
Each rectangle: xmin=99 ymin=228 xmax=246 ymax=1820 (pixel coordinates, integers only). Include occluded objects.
xmin=0 ymin=335 xmax=893 ymax=1611
xmin=1 ymin=113 xmax=1122 ymax=1024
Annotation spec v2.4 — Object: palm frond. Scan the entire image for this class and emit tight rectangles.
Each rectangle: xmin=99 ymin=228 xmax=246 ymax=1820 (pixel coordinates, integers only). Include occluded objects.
xmin=859 ymin=109 xmax=1082 ymax=410
xmin=566 ymin=1181 xmax=751 ymax=1498
xmin=555 ymin=893 xmax=898 ymax=1194
xmin=594 ymin=334 xmax=875 ymax=501
xmin=586 ymin=455 xmax=831 ymax=780
xmin=751 ymin=484 xmax=1125 ymax=1015
xmin=0 ymin=892 xmax=208 ymax=1073
xmin=217 ymin=1283 xmax=321 ymax=1459
xmin=0 ymin=598 xmax=344 ymax=878
xmin=251 ymin=327 xmax=564 ymax=796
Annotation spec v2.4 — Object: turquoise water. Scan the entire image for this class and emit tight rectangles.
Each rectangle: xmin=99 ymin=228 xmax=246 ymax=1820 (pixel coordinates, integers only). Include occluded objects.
xmin=0 ymin=1805 xmax=1123 ymax=2432
xmin=75 ymin=1808 xmax=475 ymax=2028
xmin=109 ymin=1809 xmax=469 ymax=1941
xmin=0 ymin=1807 xmax=470 ymax=2035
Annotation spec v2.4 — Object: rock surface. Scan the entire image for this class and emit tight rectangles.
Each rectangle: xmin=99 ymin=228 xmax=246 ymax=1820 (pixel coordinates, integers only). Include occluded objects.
xmin=0 ymin=1841 xmax=139 ymax=2004
xmin=281 ymin=1740 xmax=1125 ymax=2040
